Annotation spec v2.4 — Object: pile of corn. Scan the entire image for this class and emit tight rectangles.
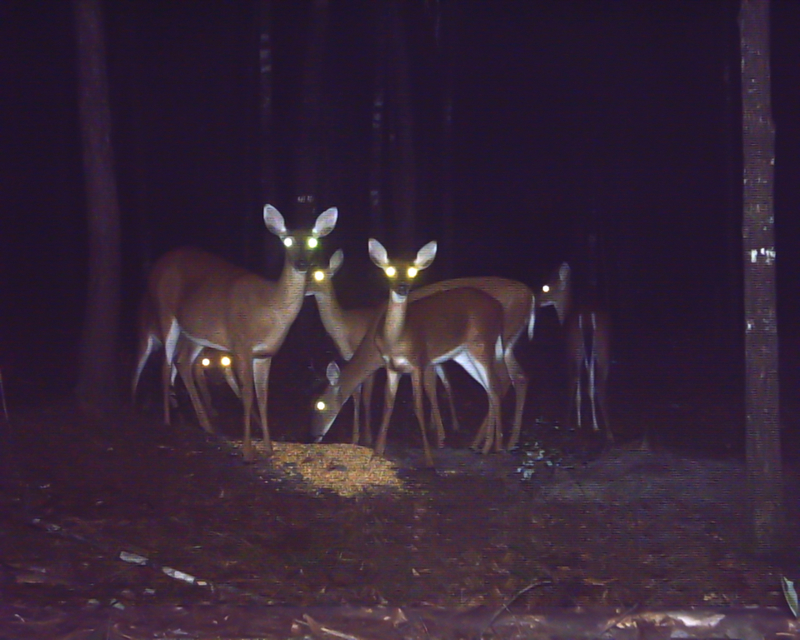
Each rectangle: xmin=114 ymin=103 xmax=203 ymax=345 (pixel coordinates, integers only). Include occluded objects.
xmin=246 ymin=441 xmax=407 ymax=497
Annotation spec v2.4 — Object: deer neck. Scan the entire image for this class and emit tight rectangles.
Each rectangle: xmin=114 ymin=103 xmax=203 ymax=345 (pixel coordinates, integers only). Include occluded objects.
xmin=382 ymin=291 xmax=408 ymax=350
xmin=559 ymin=286 xmax=575 ymax=324
xmin=342 ymin=323 xmax=384 ymax=398
xmin=274 ymin=257 xmax=308 ymax=318
xmin=312 ymin=288 xmax=355 ymax=361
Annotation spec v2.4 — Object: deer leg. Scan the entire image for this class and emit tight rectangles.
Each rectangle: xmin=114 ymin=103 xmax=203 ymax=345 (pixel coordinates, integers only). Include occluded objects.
xmin=504 ymin=350 xmax=528 ymax=451
xmin=222 ymin=365 xmax=261 ymax=428
xmin=423 ymin=366 xmax=446 ymax=448
xmin=436 ymin=365 xmax=461 ymax=434
xmin=482 ymin=384 xmax=502 ymax=455
xmin=132 ymin=333 xmax=159 ymax=403
xmin=453 ymin=346 xmax=501 ymax=454
xmin=223 ymin=365 xmax=241 ymax=397
xmin=161 ymin=350 xmax=173 ymax=426
xmin=588 ymin=347 xmax=600 ymax=434
xmin=177 ymin=343 xmax=215 ymax=434
xmin=362 ymin=372 xmax=375 ymax=446
xmin=351 ymin=382 xmax=362 ymax=445
xmin=412 ymin=369 xmax=435 ymax=467
xmin=478 ymin=357 xmax=503 ymax=455
xmin=595 ymin=362 xmax=613 ymax=443
xmin=468 ymin=359 xmax=494 ymax=451
xmin=253 ymin=357 xmax=272 ymax=455
xmin=161 ymin=321 xmax=182 ymax=426
xmin=374 ymin=369 xmax=400 ymax=458
xmin=236 ymin=357 xmax=257 ymax=462
xmin=191 ymin=352 xmax=216 ymax=419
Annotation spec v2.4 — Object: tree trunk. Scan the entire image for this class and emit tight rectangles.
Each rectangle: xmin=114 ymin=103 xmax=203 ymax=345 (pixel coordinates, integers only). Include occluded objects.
xmin=73 ymin=0 xmax=122 ymax=415
xmin=257 ymin=0 xmax=274 ymax=199
xmin=437 ymin=0 xmax=456 ymax=278
xmin=385 ymin=1 xmax=416 ymax=249
xmin=295 ymin=0 xmax=329 ymax=223
xmin=369 ymin=39 xmax=387 ymax=243
xmin=739 ymin=0 xmax=783 ymax=555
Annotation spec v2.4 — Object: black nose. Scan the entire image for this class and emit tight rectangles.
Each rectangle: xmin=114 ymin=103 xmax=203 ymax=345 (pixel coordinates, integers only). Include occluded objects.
xmin=396 ymin=283 xmax=410 ymax=297
xmin=295 ymin=259 xmax=310 ymax=272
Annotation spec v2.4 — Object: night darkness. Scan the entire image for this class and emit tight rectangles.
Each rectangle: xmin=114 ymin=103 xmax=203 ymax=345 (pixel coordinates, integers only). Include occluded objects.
xmin=2 ymin=0 xmax=799 ymax=451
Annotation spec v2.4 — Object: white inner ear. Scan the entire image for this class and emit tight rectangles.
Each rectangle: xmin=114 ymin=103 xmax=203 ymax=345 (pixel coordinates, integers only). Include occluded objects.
xmin=414 ymin=240 xmax=438 ymax=270
xmin=326 ymin=360 xmax=341 ymax=385
xmin=329 ymin=249 xmax=344 ymax=274
xmin=264 ymin=204 xmax=287 ymax=236
xmin=313 ymin=207 xmax=338 ymax=237
xmin=368 ymin=238 xmax=389 ymax=268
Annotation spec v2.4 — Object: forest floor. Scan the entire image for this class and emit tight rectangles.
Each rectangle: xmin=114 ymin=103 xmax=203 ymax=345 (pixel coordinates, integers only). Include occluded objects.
xmin=0 ymin=380 xmax=797 ymax=638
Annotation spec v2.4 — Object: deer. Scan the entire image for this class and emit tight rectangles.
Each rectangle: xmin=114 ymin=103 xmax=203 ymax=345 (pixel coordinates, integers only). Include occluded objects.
xmin=311 ymin=269 xmax=536 ymax=454
xmin=133 ymin=291 xmax=242 ymax=426
xmin=313 ymin=239 xmax=508 ymax=467
xmin=132 ymin=204 xmax=338 ymax=461
xmin=306 ymin=249 xmax=462 ymax=446
xmin=539 ymin=262 xmax=612 ymax=442
xmin=180 ymin=343 xmax=243 ymax=421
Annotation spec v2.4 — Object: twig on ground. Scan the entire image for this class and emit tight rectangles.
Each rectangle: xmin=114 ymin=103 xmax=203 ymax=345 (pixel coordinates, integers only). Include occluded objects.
xmin=296 ymin=613 xmax=365 ymax=640
xmin=480 ymin=579 xmax=552 ymax=637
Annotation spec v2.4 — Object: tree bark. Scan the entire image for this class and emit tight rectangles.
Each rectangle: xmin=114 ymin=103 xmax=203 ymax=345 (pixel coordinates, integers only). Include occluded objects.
xmin=438 ymin=0 xmax=455 ymax=278
xmin=295 ymin=0 xmax=329 ymax=223
xmin=73 ymin=0 xmax=122 ymax=414
xmin=257 ymin=0 xmax=277 ymax=268
xmin=739 ymin=0 xmax=783 ymax=555
xmin=386 ymin=1 xmax=416 ymax=249
xmin=369 ymin=38 xmax=387 ymax=243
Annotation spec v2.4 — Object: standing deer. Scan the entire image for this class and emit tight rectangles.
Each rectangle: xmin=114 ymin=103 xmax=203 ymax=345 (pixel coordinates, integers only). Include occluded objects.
xmin=133 ymin=291 xmax=241 ymax=424
xmin=539 ymin=263 xmax=612 ymax=442
xmin=132 ymin=204 xmax=337 ymax=461
xmin=311 ymin=271 xmax=536 ymax=453
xmin=307 ymin=251 xmax=447 ymax=445
xmin=306 ymin=249 xmax=463 ymax=446
xmin=314 ymin=239 xmax=506 ymax=467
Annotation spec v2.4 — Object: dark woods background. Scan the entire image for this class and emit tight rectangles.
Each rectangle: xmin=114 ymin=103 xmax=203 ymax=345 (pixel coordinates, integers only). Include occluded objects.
xmin=2 ymin=1 xmax=799 ymax=452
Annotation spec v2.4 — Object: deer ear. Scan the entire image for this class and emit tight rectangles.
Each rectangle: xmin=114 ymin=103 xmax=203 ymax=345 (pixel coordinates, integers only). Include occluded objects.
xmin=559 ymin=263 xmax=571 ymax=286
xmin=263 ymin=205 xmax=287 ymax=237
xmin=414 ymin=241 xmax=438 ymax=271
xmin=368 ymin=239 xmax=389 ymax=268
xmin=325 ymin=360 xmax=341 ymax=385
xmin=329 ymin=249 xmax=344 ymax=274
xmin=313 ymin=207 xmax=338 ymax=238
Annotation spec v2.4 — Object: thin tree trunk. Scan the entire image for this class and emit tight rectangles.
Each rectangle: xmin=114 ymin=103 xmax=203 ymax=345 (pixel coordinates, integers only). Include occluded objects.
xmin=121 ymin=2 xmax=152 ymax=276
xmin=438 ymin=0 xmax=455 ymax=278
xmin=385 ymin=0 xmax=415 ymax=248
xmin=257 ymin=0 xmax=276 ymax=268
xmin=73 ymin=0 xmax=122 ymax=414
xmin=740 ymin=0 xmax=783 ymax=555
xmin=295 ymin=0 xmax=329 ymax=222
xmin=369 ymin=51 xmax=386 ymax=243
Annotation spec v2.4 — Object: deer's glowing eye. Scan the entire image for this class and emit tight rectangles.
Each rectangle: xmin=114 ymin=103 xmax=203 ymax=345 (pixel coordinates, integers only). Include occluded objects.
xmin=385 ymin=266 xmax=396 ymax=278
xmin=315 ymin=400 xmax=327 ymax=412
xmin=201 ymin=357 xmax=211 ymax=367
xmin=542 ymin=285 xmax=550 ymax=293
xmin=307 ymin=237 xmax=318 ymax=249
xmin=313 ymin=270 xmax=325 ymax=282
xmin=220 ymin=356 xmax=232 ymax=367
xmin=283 ymin=236 xmax=294 ymax=248
xmin=407 ymin=267 xmax=418 ymax=279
